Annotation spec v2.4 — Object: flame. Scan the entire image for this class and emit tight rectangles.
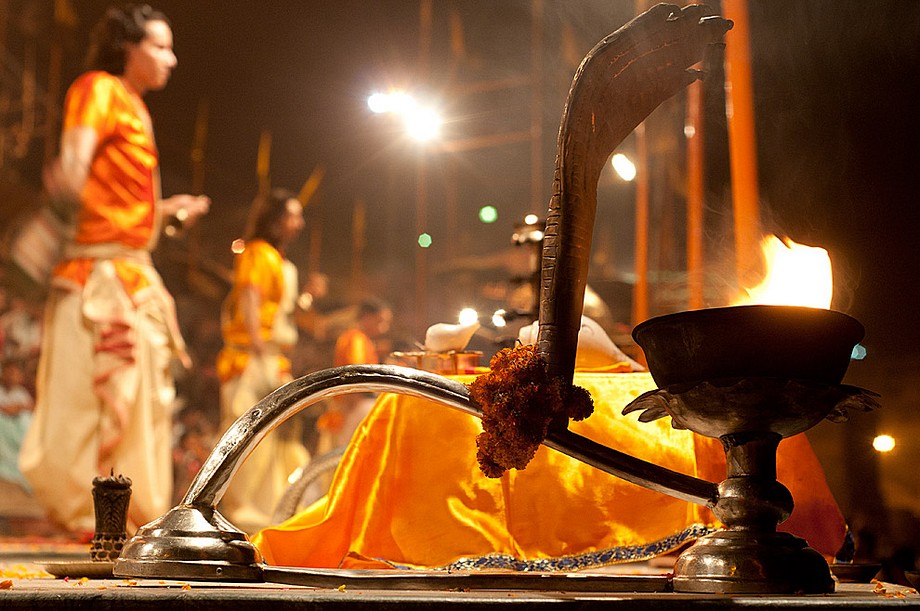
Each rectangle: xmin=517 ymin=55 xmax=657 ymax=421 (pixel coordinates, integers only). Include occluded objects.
xmin=733 ymin=235 xmax=833 ymax=309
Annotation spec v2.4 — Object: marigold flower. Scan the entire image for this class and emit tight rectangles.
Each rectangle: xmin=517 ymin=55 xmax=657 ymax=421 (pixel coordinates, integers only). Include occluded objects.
xmin=469 ymin=344 xmax=593 ymax=477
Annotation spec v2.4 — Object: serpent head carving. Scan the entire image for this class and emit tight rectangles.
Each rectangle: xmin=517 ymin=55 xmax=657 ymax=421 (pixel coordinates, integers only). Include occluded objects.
xmin=472 ymin=4 xmax=732 ymax=476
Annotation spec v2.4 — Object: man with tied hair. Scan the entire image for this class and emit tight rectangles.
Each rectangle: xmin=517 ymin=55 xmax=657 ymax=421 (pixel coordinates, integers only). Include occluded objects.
xmin=19 ymin=4 xmax=209 ymax=536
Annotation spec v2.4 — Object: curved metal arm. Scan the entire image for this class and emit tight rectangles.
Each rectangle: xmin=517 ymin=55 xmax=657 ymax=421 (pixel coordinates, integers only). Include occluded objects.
xmin=182 ymin=364 xmax=476 ymax=507
xmin=546 ymin=429 xmax=716 ymax=506
xmin=117 ymin=363 xmax=716 ymax=581
xmin=187 ymin=364 xmax=716 ymax=510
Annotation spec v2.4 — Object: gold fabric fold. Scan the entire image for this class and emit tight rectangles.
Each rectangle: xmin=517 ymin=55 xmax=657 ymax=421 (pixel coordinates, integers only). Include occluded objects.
xmin=254 ymin=372 xmax=845 ymax=569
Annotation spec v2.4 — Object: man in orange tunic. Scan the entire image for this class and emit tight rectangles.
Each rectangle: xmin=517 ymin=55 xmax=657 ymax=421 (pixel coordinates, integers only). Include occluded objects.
xmin=332 ymin=299 xmax=393 ymax=369
xmin=315 ymin=299 xmax=394 ymax=451
xmin=19 ymin=4 xmax=209 ymax=535
xmin=216 ymin=189 xmax=310 ymax=532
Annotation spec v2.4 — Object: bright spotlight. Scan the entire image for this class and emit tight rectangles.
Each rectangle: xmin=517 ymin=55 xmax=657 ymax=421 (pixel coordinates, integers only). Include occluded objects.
xmin=611 ymin=153 xmax=637 ymax=182
xmin=368 ymin=91 xmax=416 ymax=114
xmin=458 ymin=308 xmax=479 ymax=326
xmin=524 ymin=214 xmax=539 ymax=225
xmin=389 ymin=92 xmax=417 ymax=114
xmin=405 ymin=107 xmax=442 ymax=142
xmin=872 ymin=435 xmax=895 ymax=453
xmin=367 ymin=92 xmax=390 ymax=113
xmin=491 ymin=309 xmax=508 ymax=328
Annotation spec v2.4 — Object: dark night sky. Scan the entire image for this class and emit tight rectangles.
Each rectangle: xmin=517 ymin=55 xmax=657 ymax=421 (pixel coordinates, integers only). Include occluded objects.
xmin=747 ymin=2 xmax=920 ymax=354
xmin=24 ymin=1 xmax=913 ymax=353
xmin=3 ymin=1 xmax=919 ymax=520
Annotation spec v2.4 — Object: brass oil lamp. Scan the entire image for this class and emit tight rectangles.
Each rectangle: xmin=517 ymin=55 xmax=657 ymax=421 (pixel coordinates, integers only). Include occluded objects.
xmin=625 ymin=305 xmax=876 ymax=592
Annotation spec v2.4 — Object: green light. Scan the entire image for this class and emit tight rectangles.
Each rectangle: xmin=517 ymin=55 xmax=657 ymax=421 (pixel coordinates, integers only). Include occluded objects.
xmin=478 ymin=205 xmax=498 ymax=224
xmin=851 ymin=343 xmax=867 ymax=360
xmin=418 ymin=233 xmax=433 ymax=248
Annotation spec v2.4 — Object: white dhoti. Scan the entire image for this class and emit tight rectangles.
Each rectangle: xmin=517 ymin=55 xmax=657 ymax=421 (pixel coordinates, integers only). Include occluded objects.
xmin=19 ymin=259 xmax=179 ymax=533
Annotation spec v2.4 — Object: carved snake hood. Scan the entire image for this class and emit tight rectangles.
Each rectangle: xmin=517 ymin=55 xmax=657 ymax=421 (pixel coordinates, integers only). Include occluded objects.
xmin=537 ymin=4 xmax=732 ymax=383
xmin=471 ymin=4 xmax=732 ymax=477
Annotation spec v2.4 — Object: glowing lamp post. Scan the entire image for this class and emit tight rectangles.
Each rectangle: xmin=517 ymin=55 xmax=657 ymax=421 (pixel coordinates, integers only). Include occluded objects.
xmin=368 ymin=90 xmax=444 ymax=331
xmin=367 ymin=91 xmax=443 ymax=143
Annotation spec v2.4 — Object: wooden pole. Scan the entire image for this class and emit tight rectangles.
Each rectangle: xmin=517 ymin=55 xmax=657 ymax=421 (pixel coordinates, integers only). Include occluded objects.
xmin=632 ymin=122 xmax=650 ymax=326
xmin=44 ymin=0 xmax=67 ymax=165
xmin=308 ymin=222 xmax=323 ymax=282
xmin=191 ymin=99 xmax=208 ymax=195
xmin=631 ymin=0 xmax=653 ymax=326
xmin=185 ymin=98 xmax=208 ymax=275
xmin=530 ymin=0 xmax=544 ymax=211
xmin=686 ymin=76 xmax=705 ymax=310
xmin=297 ymin=164 xmax=326 ymax=275
xmin=722 ymin=0 xmax=761 ymax=287
xmin=350 ymin=198 xmax=366 ymax=299
xmin=297 ymin=165 xmax=325 ymax=207
xmin=445 ymin=157 xmax=458 ymax=263
xmin=414 ymin=0 xmax=432 ymax=333
xmin=415 ymin=153 xmax=429 ymax=332
xmin=256 ymin=129 xmax=272 ymax=198
xmin=418 ymin=0 xmax=432 ymax=77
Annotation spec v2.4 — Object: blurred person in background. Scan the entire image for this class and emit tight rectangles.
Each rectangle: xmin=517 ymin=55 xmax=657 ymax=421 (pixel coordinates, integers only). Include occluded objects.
xmin=0 ymin=295 xmax=42 ymax=362
xmin=314 ymin=298 xmax=393 ymax=452
xmin=216 ymin=188 xmax=310 ymax=533
xmin=18 ymin=3 xmax=210 ymax=536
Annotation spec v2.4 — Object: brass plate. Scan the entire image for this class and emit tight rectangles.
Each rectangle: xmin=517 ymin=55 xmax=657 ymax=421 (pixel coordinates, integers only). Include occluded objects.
xmin=43 ymin=560 xmax=114 ymax=579
xmin=264 ymin=566 xmax=670 ymax=592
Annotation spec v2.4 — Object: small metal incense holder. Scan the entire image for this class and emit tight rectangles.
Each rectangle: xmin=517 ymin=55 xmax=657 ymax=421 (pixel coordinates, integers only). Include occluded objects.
xmin=90 ymin=472 xmax=132 ymax=563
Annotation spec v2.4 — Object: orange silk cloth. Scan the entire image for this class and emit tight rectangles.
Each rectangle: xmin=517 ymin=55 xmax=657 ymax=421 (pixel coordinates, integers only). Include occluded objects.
xmin=217 ymin=239 xmax=292 ymax=383
xmin=54 ymin=71 xmax=159 ymax=294
xmin=253 ymin=372 xmax=845 ymax=570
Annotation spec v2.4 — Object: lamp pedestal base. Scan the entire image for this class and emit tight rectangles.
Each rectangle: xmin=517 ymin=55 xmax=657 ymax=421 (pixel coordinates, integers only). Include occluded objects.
xmin=673 ymin=529 xmax=834 ymax=594
xmin=673 ymin=431 xmax=834 ymax=594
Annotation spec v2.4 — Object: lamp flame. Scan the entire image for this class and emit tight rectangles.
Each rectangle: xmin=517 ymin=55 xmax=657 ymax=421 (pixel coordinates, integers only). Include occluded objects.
xmin=733 ymin=235 xmax=833 ymax=309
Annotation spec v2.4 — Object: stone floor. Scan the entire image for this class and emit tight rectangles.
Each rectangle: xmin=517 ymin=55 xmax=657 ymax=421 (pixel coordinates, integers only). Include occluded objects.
xmin=0 ymin=570 xmax=917 ymax=610
xmin=1 ymin=535 xmax=917 ymax=610
xmin=1 ymin=479 xmax=918 ymax=609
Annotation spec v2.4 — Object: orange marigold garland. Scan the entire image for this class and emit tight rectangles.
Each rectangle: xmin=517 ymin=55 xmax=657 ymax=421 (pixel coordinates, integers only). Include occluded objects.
xmin=469 ymin=344 xmax=593 ymax=478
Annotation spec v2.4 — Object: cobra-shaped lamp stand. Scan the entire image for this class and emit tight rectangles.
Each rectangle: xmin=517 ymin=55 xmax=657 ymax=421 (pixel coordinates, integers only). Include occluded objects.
xmin=115 ymin=5 xmax=877 ymax=594
xmin=114 ymin=364 xmax=717 ymax=582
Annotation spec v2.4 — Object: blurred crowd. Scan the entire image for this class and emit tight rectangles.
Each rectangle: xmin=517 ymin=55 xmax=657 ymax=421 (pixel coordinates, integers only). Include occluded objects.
xmin=0 ymin=272 xmax=40 ymax=500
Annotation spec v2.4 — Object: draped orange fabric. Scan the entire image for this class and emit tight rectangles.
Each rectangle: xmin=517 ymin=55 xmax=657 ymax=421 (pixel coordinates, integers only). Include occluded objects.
xmin=253 ymin=371 xmax=845 ymax=570
xmin=53 ymin=71 xmax=158 ymax=295
xmin=64 ymin=71 xmax=158 ymax=248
